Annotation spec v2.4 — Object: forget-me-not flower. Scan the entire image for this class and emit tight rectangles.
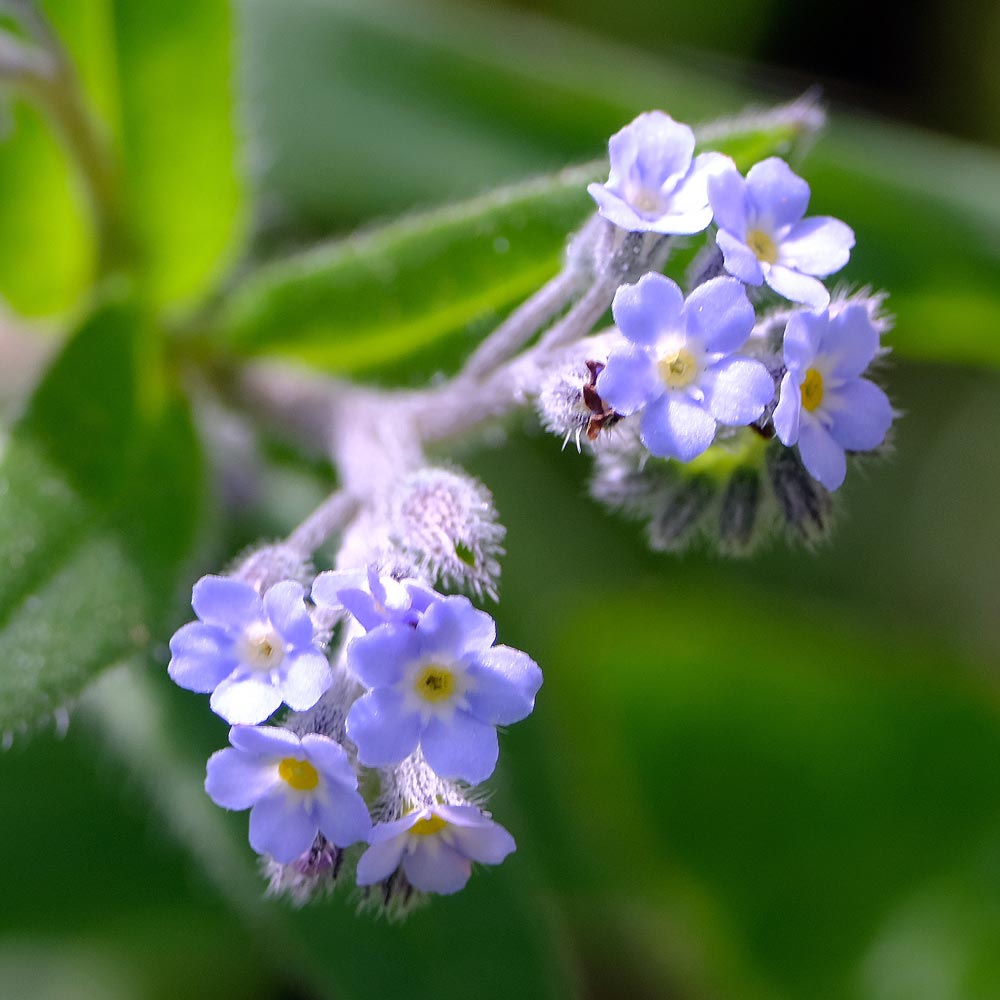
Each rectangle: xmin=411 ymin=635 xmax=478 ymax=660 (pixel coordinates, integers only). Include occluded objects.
xmin=205 ymin=725 xmax=372 ymax=863
xmin=708 ymin=157 xmax=854 ymax=310
xmin=356 ymin=805 xmax=516 ymax=895
xmin=772 ymin=305 xmax=893 ymax=490
xmin=312 ymin=566 xmax=436 ymax=632
xmin=588 ymin=111 xmax=728 ymax=235
xmin=596 ymin=273 xmax=775 ymax=462
xmin=345 ymin=594 xmax=542 ymax=783
xmin=168 ymin=576 xmax=332 ymax=725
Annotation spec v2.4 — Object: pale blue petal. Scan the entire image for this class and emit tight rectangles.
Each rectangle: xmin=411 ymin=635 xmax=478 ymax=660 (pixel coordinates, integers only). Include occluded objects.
xmin=310 ymin=569 xmax=365 ymax=611
xmin=707 ymin=163 xmax=749 ymax=237
xmin=631 ymin=111 xmax=695 ymax=190
xmin=356 ymin=834 xmax=407 ymax=885
xmin=587 ymin=184 xmax=649 ymax=232
xmin=347 ymin=689 xmax=421 ymax=767
xmin=249 ymin=791 xmax=317 ymax=863
xmin=191 ymin=576 xmax=262 ymax=630
xmin=640 ymin=393 xmax=717 ymax=462
xmin=684 ymin=276 xmax=755 ymax=354
xmin=421 ymin=711 xmax=499 ymax=783
xmin=315 ymin=789 xmax=372 ymax=847
xmin=782 ymin=311 xmax=823 ymax=374
xmin=701 ymin=356 xmax=775 ymax=425
xmin=230 ymin=724 xmax=301 ymax=757
xmin=346 ymin=624 xmax=419 ymax=687
xmin=210 ymin=676 xmax=283 ymax=725
xmin=772 ymin=372 xmax=802 ymax=446
xmin=826 ymin=305 xmax=881 ymax=379
xmin=716 ymin=229 xmax=763 ymax=286
xmin=300 ymin=733 xmax=357 ymax=789
xmin=417 ymin=596 xmax=495 ymax=658
xmin=827 ymin=378 xmax=894 ymax=451
xmin=780 ymin=216 xmax=854 ymax=277
xmin=670 ymin=151 xmax=730 ymax=215
xmin=464 ymin=646 xmax=542 ymax=725
xmin=745 ymin=157 xmax=810 ymax=228
xmin=370 ymin=815 xmax=422 ymax=844
xmin=205 ymin=747 xmax=277 ymax=810
xmin=612 ymin=272 xmax=685 ymax=349
xmin=647 ymin=203 xmax=714 ymax=236
xmin=280 ymin=651 xmax=332 ymax=712
xmin=168 ymin=622 xmax=235 ymax=693
xmin=337 ymin=588 xmax=384 ymax=631
xmin=263 ymin=581 xmax=313 ymax=648
xmin=766 ymin=265 xmax=830 ymax=310
xmin=604 ymin=118 xmax=639 ymax=190
xmin=798 ymin=418 xmax=847 ymax=491
xmin=443 ymin=817 xmax=516 ymax=865
xmin=403 ymin=840 xmax=472 ymax=894
xmin=594 ymin=349 xmax=660 ymax=416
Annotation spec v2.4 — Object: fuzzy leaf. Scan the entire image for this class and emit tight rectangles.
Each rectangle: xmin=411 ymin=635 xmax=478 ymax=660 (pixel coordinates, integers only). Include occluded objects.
xmin=0 ymin=291 xmax=203 ymax=732
xmin=229 ymin=0 xmax=1000 ymax=376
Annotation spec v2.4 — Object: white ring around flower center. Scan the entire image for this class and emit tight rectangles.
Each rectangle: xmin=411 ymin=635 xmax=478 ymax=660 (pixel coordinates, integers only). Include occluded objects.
xmin=237 ymin=623 xmax=286 ymax=672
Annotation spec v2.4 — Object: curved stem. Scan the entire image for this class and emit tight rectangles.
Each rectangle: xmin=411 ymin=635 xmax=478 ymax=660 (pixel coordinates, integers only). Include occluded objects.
xmin=0 ymin=4 xmax=130 ymax=276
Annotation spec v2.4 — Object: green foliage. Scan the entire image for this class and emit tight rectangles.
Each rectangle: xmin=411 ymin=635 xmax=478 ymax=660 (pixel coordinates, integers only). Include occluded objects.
xmin=228 ymin=0 xmax=1000 ymax=380
xmin=213 ymin=166 xmax=597 ymax=384
xmin=0 ymin=291 xmax=203 ymax=732
xmin=0 ymin=0 xmax=243 ymax=315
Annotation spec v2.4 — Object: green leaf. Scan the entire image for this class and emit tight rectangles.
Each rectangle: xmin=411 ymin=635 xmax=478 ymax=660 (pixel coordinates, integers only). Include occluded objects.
xmin=212 ymin=165 xmax=596 ymax=383
xmin=0 ymin=290 xmax=204 ymax=732
xmin=110 ymin=0 xmax=246 ymax=307
xmin=0 ymin=1 xmax=112 ymax=314
xmin=211 ymin=115 xmax=811 ymax=384
xmin=0 ymin=0 xmax=243 ymax=315
xmin=232 ymin=0 xmax=1000 ymax=373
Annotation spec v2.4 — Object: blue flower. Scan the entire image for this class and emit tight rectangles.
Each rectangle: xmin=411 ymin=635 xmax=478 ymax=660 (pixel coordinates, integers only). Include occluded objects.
xmin=587 ymin=111 xmax=728 ymax=235
xmin=356 ymin=805 xmax=516 ymax=895
xmin=595 ymin=273 xmax=775 ymax=462
xmin=708 ymin=157 xmax=854 ymax=310
xmin=168 ymin=576 xmax=332 ymax=724
xmin=205 ymin=725 xmax=372 ymax=863
xmin=312 ymin=566 xmax=436 ymax=632
xmin=772 ymin=305 xmax=894 ymax=490
xmin=345 ymin=595 xmax=542 ymax=783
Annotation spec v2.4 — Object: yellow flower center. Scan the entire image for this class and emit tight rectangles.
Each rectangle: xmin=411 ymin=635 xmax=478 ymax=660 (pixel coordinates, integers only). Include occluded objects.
xmin=800 ymin=368 xmax=824 ymax=412
xmin=410 ymin=813 xmax=448 ymax=837
xmin=414 ymin=664 xmax=456 ymax=703
xmin=278 ymin=757 xmax=320 ymax=791
xmin=657 ymin=348 xmax=698 ymax=389
xmin=747 ymin=228 xmax=779 ymax=265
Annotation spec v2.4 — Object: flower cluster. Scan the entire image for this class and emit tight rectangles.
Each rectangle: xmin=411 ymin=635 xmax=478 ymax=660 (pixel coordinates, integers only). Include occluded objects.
xmin=163 ymin=97 xmax=897 ymax=917
xmin=171 ymin=536 xmax=540 ymax=908
xmin=538 ymin=107 xmax=896 ymax=551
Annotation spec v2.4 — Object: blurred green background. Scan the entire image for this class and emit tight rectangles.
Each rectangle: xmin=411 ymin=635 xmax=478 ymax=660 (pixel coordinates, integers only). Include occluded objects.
xmin=1 ymin=1 xmax=999 ymax=999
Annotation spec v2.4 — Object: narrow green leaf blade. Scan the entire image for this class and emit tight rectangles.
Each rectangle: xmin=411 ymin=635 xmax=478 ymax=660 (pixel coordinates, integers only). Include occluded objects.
xmin=232 ymin=0 xmax=1000 ymax=372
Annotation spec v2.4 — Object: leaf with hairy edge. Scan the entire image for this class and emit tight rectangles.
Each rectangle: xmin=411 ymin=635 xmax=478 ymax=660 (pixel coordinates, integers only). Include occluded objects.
xmin=0 ymin=291 xmax=204 ymax=733
xmin=210 ymin=114 xmax=814 ymax=385
xmin=232 ymin=0 xmax=1000 ymax=375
